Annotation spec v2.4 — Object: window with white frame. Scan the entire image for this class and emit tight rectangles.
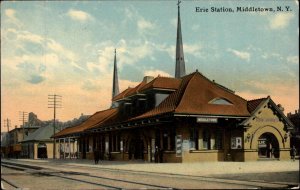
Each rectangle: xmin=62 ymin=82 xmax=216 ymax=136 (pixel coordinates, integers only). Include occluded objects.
xmin=203 ymin=129 xmax=211 ymax=150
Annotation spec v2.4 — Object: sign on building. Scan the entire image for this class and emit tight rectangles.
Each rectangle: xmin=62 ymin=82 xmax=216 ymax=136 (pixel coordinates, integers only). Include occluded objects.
xmin=231 ymin=137 xmax=242 ymax=149
xmin=151 ymin=138 xmax=155 ymax=161
xmin=197 ymin=117 xmax=218 ymax=123
xmin=258 ymin=138 xmax=267 ymax=148
xmin=176 ymin=135 xmax=182 ymax=157
xmin=120 ymin=140 xmax=123 ymax=151
xmin=182 ymin=139 xmax=190 ymax=151
xmin=105 ymin=141 xmax=109 ymax=153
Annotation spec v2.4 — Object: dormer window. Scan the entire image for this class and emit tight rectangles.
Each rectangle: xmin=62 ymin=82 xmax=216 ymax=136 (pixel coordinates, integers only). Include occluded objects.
xmin=209 ymin=98 xmax=233 ymax=105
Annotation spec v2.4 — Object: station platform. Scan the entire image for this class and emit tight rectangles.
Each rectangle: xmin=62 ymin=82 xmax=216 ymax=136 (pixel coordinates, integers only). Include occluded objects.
xmin=2 ymin=158 xmax=299 ymax=177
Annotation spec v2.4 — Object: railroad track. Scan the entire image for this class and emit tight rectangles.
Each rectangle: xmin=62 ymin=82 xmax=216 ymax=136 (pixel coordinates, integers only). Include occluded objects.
xmin=1 ymin=161 xmax=175 ymax=189
xmin=1 ymin=160 xmax=298 ymax=189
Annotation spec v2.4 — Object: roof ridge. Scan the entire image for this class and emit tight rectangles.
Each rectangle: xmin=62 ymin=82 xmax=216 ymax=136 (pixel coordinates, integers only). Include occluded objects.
xmin=247 ymin=97 xmax=268 ymax=102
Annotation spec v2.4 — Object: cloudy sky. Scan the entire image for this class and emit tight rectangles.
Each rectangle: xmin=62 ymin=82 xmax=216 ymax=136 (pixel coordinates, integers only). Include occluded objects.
xmin=1 ymin=0 xmax=299 ymax=131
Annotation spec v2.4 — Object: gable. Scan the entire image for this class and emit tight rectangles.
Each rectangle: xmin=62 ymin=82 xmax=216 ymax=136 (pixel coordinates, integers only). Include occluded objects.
xmin=241 ymin=97 xmax=294 ymax=131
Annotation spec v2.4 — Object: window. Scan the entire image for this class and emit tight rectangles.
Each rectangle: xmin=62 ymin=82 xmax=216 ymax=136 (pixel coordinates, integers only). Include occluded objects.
xmin=86 ymin=137 xmax=89 ymax=152
xmin=190 ymin=127 xmax=199 ymax=150
xmin=110 ymin=133 xmax=120 ymax=152
xmin=170 ymin=128 xmax=176 ymax=151
xmin=78 ymin=139 xmax=82 ymax=152
xmin=203 ymin=130 xmax=211 ymax=150
xmin=163 ymin=130 xmax=168 ymax=150
xmin=209 ymin=98 xmax=233 ymax=105
xmin=93 ymin=135 xmax=96 ymax=150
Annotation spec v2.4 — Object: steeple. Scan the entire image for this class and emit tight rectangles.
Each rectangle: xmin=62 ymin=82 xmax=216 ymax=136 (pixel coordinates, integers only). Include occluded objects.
xmin=111 ymin=49 xmax=119 ymax=108
xmin=175 ymin=0 xmax=186 ymax=78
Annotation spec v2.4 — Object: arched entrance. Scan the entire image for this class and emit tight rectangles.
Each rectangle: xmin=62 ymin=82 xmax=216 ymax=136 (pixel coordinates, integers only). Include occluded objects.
xmin=258 ymin=133 xmax=279 ymax=159
xmin=37 ymin=143 xmax=47 ymax=159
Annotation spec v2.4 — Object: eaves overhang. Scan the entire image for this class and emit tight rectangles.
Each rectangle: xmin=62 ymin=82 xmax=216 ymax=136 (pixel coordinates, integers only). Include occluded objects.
xmin=173 ymin=113 xmax=249 ymax=119
xmin=88 ymin=114 xmax=173 ymax=133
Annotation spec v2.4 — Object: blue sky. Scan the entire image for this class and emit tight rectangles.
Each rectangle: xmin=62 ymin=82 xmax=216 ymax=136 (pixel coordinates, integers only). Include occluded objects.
xmin=1 ymin=0 xmax=299 ymax=130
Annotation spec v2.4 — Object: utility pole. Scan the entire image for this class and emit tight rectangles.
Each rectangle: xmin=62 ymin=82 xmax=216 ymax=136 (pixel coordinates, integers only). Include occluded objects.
xmin=19 ymin=112 xmax=28 ymax=140
xmin=48 ymin=94 xmax=62 ymax=159
xmin=4 ymin=118 xmax=11 ymax=132
xmin=3 ymin=119 xmax=11 ymax=152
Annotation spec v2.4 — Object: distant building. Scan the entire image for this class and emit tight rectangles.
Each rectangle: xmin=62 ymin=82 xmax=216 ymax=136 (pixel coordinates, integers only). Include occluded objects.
xmin=21 ymin=124 xmax=77 ymax=159
xmin=3 ymin=126 xmax=40 ymax=158
xmin=288 ymin=109 xmax=300 ymax=155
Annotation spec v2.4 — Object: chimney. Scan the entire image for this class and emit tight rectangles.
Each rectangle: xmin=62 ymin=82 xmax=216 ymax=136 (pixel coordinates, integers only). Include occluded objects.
xmin=143 ymin=76 xmax=154 ymax=83
xmin=277 ymin=104 xmax=284 ymax=112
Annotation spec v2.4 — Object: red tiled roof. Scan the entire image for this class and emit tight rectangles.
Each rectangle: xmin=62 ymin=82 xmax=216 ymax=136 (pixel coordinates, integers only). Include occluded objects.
xmin=112 ymin=87 xmax=133 ymax=101
xmin=113 ymin=76 xmax=181 ymax=102
xmin=53 ymin=108 xmax=118 ymax=138
xmin=175 ymin=72 xmax=250 ymax=116
xmin=133 ymin=71 xmax=251 ymax=120
xmin=247 ymin=98 xmax=267 ymax=114
xmin=139 ymin=77 xmax=181 ymax=92
xmin=112 ymin=81 xmax=147 ymax=101
xmin=125 ymin=81 xmax=147 ymax=97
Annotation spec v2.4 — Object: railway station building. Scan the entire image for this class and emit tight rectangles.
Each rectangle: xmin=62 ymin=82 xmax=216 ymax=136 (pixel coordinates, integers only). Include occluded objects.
xmin=53 ymin=3 xmax=294 ymax=162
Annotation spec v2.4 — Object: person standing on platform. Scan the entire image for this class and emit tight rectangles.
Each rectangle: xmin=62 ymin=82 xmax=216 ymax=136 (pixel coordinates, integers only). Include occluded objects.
xmin=154 ymin=146 xmax=159 ymax=163
xmin=291 ymin=146 xmax=297 ymax=161
xmin=94 ymin=148 xmax=100 ymax=164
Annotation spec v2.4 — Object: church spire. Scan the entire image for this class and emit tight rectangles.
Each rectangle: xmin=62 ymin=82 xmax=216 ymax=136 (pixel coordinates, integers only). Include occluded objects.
xmin=111 ymin=49 xmax=119 ymax=108
xmin=175 ymin=0 xmax=186 ymax=78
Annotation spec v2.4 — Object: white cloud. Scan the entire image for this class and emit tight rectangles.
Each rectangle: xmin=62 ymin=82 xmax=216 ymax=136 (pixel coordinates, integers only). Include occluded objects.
xmin=117 ymin=40 xmax=155 ymax=67
xmin=269 ymin=13 xmax=294 ymax=30
xmin=227 ymin=48 xmax=250 ymax=62
xmin=137 ymin=18 xmax=155 ymax=31
xmin=287 ymin=55 xmax=299 ymax=64
xmin=5 ymin=9 xmax=16 ymax=19
xmin=144 ymin=69 xmax=171 ymax=78
xmin=46 ymin=39 xmax=77 ymax=61
xmin=67 ymin=9 xmax=93 ymax=22
xmin=159 ymin=43 xmax=202 ymax=60
xmin=124 ymin=7 xmax=135 ymax=20
xmin=124 ymin=6 xmax=156 ymax=36
xmin=4 ymin=9 xmax=23 ymax=28
xmin=184 ymin=44 xmax=202 ymax=55
xmin=17 ymin=31 xmax=44 ymax=44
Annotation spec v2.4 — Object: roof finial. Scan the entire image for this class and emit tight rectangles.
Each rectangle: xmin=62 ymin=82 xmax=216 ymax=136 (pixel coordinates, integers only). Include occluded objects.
xmin=177 ymin=0 xmax=181 ymax=6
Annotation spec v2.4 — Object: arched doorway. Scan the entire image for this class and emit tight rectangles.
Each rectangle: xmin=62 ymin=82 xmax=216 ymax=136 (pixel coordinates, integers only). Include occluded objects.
xmin=37 ymin=143 xmax=47 ymax=159
xmin=258 ymin=133 xmax=279 ymax=159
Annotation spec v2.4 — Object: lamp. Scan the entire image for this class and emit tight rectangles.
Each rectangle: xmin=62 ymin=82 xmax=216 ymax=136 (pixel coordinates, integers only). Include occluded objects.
xmin=246 ymin=133 xmax=251 ymax=142
xmin=284 ymin=133 xmax=288 ymax=142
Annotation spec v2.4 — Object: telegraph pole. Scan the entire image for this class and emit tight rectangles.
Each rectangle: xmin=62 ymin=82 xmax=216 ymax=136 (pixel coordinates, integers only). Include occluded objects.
xmin=3 ymin=119 xmax=11 ymax=158
xmin=19 ymin=112 xmax=28 ymax=140
xmin=48 ymin=94 xmax=62 ymax=159
xmin=4 ymin=118 xmax=11 ymax=132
